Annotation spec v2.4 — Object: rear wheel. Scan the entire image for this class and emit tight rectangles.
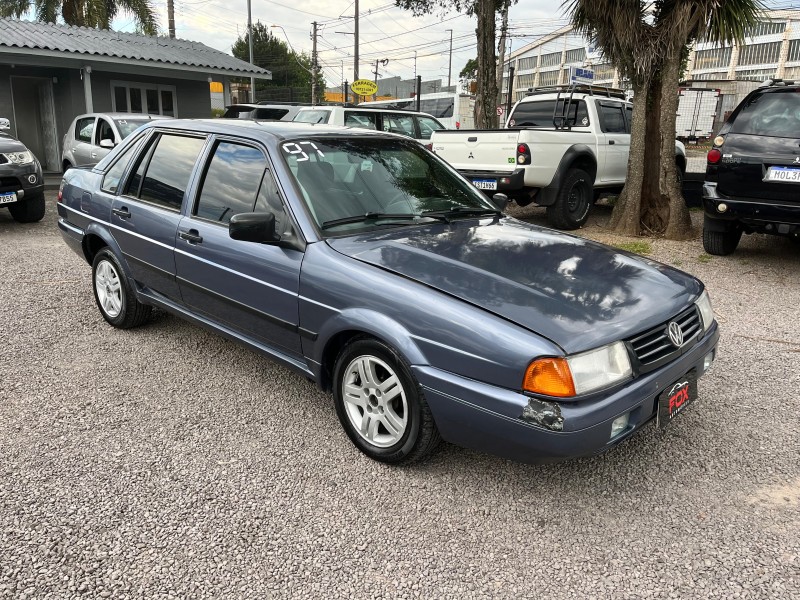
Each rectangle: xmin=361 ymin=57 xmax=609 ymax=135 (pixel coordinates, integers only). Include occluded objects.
xmin=703 ymin=220 xmax=742 ymax=256
xmin=8 ymin=191 xmax=45 ymax=223
xmin=547 ymin=168 xmax=592 ymax=230
xmin=92 ymin=248 xmax=151 ymax=328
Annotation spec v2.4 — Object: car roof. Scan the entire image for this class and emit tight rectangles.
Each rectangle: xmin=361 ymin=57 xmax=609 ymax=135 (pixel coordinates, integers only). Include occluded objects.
xmin=73 ymin=113 xmax=161 ymax=120
xmin=294 ymin=106 xmax=437 ymax=117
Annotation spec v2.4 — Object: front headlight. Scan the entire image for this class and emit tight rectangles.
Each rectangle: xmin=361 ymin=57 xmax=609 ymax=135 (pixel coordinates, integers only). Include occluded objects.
xmin=695 ymin=290 xmax=714 ymax=332
xmin=523 ymin=341 xmax=633 ymax=397
xmin=2 ymin=151 xmax=34 ymax=165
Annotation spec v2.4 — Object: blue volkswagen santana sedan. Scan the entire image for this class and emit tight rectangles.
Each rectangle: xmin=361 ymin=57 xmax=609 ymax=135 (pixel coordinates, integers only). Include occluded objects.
xmin=57 ymin=120 xmax=719 ymax=464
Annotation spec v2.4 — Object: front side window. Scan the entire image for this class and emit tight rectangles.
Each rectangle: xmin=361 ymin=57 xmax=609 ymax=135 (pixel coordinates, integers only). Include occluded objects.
xmin=279 ymin=137 xmax=496 ymax=233
xmin=344 ymin=111 xmax=378 ymax=130
xmin=599 ymin=103 xmax=626 ymax=133
xmin=730 ymin=90 xmax=800 ymax=138
xmin=95 ymin=119 xmax=115 ymax=146
xmin=194 ymin=142 xmax=267 ymax=224
xmin=76 ymin=117 xmax=94 ymax=143
xmin=417 ymin=116 xmax=445 ymax=140
xmin=293 ymin=110 xmax=331 ymax=124
xmin=509 ymin=99 xmax=590 ymax=128
xmin=382 ymin=114 xmax=415 ymax=137
xmin=254 ymin=108 xmax=289 ymax=120
xmin=131 ymin=134 xmax=205 ymax=211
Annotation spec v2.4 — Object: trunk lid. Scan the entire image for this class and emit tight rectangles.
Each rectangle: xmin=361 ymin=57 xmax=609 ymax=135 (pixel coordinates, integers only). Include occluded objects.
xmin=716 ymin=133 xmax=800 ymax=202
xmin=431 ymin=130 xmax=520 ymax=172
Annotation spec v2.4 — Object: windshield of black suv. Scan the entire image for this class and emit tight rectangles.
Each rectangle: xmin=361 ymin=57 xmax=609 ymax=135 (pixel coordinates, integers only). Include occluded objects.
xmin=279 ymin=137 xmax=498 ymax=233
xmin=730 ymin=89 xmax=800 ymax=138
xmin=508 ymin=99 xmax=590 ymax=128
xmin=113 ymin=118 xmax=150 ymax=139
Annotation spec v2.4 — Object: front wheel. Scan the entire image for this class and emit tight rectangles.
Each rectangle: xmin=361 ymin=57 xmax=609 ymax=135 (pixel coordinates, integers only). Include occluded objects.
xmin=8 ymin=192 xmax=45 ymax=223
xmin=333 ymin=338 xmax=440 ymax=464
xmin=547 ymin=168 xmax=592 ymax=230
xmin=92 ymin=248 xmax=152 ymax=328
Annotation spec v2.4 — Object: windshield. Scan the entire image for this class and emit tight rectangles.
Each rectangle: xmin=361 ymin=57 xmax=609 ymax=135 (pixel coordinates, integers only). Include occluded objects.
xmin=730 ymin=89 xmax=800 ymax=138
xmin=114 ymin=119 xmax=150 ymax=138
xmin=293 ymin=110 xmax=331 ymax=124
xmin=279 ymin=137 xmax=497 ymax=233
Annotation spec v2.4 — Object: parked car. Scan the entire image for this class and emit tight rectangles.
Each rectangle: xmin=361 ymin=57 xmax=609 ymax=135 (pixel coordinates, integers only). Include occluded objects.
xmin=292 ymin=105 xmax=447 ymax=141
xmin=430 ymin=84 xmax=687 ymax=230
xmin=0 ymin=117 xmax=45 ymax=222
xmin=703 ymin=79 xmax=800 ymax=255
xmin=57 ymin=119 xmax=719 ymax=464
xmin=62 ymin=113 xmax=163 ymax=170
xmin=221 ymin=103 xmax=306 ymax=121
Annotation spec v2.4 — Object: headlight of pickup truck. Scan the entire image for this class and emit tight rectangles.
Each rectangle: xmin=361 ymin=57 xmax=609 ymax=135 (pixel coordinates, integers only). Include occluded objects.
xmin=2 ymin=151 xmax=34 ymax=165
xmin=523 ymin=341 xmax=632 ymax=397
xmin=695 ymin=290 xmax=714 ymax=332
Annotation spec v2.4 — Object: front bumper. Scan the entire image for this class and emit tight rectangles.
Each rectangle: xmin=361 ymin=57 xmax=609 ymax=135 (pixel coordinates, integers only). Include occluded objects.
xmin=703 ymin=182 xmax=800 ymax=234
xmin=0 ymin=161 xmax=45 ymax=200
xmin=414 ymin=322 xmax=720 ymax=463
xmin=458 ymin=168 xmax=527 ymax=193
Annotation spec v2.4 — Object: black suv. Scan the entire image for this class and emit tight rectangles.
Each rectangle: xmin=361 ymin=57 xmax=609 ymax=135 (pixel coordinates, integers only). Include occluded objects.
xmin=0 ymin=119 xmax=45 ymax=223
xmin=703 ymin=79 xmax=800 ymax=255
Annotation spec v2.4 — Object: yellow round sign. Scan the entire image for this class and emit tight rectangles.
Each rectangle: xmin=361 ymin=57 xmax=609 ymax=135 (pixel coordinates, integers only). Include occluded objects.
xmin=351 ymin=79 xmax=379 ymax=96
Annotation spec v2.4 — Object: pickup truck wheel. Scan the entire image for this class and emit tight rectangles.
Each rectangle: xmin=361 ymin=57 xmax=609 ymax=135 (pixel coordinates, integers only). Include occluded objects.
xmin=703 ymin=223 xmax=742 ymax=256
xmin=333 ymin=338 xmax=441 ymax=464
xmin=92 ymin=248 xmax=152 ymax=328
xmin=8 ymin=191 xmax=46 ymax=223
xmin=547 ymin=168 xmax=592 ymax=230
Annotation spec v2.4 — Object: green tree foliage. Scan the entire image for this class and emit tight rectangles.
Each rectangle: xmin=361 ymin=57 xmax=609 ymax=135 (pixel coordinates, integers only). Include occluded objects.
xmin=0 ymin=0 xmax=157 ymax=34
xmin=459 ymin=57 xmax=478 ymax=92
xmin=566 ymin=0 xmax=764 ymax=238
xmin=232 ymin=22 xmax=325 ymax=100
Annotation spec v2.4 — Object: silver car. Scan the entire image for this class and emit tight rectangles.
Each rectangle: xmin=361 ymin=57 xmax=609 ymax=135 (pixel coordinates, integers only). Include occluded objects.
xmin=61 ymin=113 xmax=164 ymax=171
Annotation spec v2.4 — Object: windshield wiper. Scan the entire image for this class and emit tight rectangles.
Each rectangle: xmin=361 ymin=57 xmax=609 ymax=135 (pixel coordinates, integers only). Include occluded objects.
xmin=321 ymin=212 xmax=448 ymax=229
xmin=422 ymin=207 xmax=503 ymax=221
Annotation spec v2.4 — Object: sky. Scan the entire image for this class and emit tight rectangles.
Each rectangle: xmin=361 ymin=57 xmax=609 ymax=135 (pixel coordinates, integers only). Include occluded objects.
xmin=116 ymin=0 xmax=569 ymax=87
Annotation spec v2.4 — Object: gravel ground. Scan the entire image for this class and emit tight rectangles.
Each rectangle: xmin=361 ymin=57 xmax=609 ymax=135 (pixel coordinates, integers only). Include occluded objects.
xmin=1 ymin=197 xmax=798 ymax=599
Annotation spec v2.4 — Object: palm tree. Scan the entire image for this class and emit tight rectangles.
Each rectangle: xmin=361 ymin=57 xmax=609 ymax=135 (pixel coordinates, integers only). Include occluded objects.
xmin=564 ymin=0 xmax=764 ymax=239
xmin=0 ymin=0 xmax=157 ymax=35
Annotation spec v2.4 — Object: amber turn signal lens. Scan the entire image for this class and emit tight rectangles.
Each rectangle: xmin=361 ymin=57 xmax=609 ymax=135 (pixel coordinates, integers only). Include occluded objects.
xmin=523 ymin=358 xmax=576 ymax=397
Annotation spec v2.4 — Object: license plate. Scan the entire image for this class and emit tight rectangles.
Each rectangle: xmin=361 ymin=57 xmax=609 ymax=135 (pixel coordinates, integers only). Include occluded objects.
xmin=657 ymin=372 xmax=698 ymax=429
xmin=0 ymin=191 xmax=17 ymax=204
xmin=765 ymin=167 xmax=800 ymax=183
xmin=472 ymin=179 xmax=497 ymax=191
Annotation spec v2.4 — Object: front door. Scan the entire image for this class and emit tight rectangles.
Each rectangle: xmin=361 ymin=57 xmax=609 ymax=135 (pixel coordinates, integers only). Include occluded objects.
xmin=596 ymin=101 xmax=630 ymax=184
xmin=174 ymin=138 xmax=303 ymax=358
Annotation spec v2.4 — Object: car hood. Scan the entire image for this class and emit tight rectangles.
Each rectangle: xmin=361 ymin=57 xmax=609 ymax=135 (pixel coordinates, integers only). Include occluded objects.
xmin=327 ymin=218 xmax=702 ymax=354
xmin=0 ymin=133 xmax=28 ymax=153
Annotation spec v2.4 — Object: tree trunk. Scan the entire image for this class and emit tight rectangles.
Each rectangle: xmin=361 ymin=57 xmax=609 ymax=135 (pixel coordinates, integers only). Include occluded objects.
xmin=609 ymin=81 xmax=649 ymax=235
xmin=640 ymin=73 xmax=667 ymax=233
xmin=660 ymin=50 xmax=693 ymax=240
xmin=474 ymin=0 xmax=499 ymax=129
xmin=496 ymin=0 xmax=510 ymax=106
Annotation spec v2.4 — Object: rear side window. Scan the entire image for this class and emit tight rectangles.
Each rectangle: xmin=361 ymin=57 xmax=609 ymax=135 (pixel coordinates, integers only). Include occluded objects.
xmin=293 ymin=110 xmax=331 ymax=124
xmin=194 ymin=141 xmax=267 ymax=224
xmin=344 ymin=111 xmax=378 ymax=129
xmin=101 ymin=140 xmax=141 ymax=194
xmin=129 ymin=134 xmax=205 ymax=211
xmin=382 ymin=113 xmax=415 ymax=137
xmin=254 ymin=108 xmax=289 ymax=120
xmin=730 ymin=89 xmax=800 ymax=138
xmin=509 ymin=100 xmax=590 ymax=127
xmin=76 ymin=117 xmax=94 ymax=143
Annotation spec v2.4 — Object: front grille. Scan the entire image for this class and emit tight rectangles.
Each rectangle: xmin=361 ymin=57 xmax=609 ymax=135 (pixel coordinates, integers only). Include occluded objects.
xmin=628 ymin=306 xmax=701 ymax=373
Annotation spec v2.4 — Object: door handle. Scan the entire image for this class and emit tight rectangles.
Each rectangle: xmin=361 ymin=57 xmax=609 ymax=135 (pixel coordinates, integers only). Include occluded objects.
xmin=609 ymin=140 xmax=616 ymax=145
xmin=112 ymin=207 xmax=131 ymax=219
xmin=91 ymin=152 xmax=97 ymax=158
xmin=179 ymin=229 xmax=203 ymax=244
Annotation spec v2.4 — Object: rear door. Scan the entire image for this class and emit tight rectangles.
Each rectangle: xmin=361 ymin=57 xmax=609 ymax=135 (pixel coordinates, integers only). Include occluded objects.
xmin=596 ymin=100 xmax=629 ymax=183
xmin=71 ymin=117 xmax=96 ymax=166
xmin=110 ymin=131 xmax=207 ymax=301
xmin=174 ymin=137 xmax=304 ymax=357
xmin=716 ymin=88 xmax=800 ymax=203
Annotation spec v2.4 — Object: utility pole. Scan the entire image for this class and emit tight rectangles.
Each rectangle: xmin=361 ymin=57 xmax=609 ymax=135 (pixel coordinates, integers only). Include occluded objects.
xmin=373 ymin=58 xmax=388 ymax=100
xmin=354 ymin=0 xmax=359 ymax=87
xmin=167 ymin=0 xmax=176 ymax=38
xmin=341 ymin=60 xmax=344 ymax=103
xmin=446 ymin=29 xmax=453 ymax=90
xmin=247 ymin=0 xmax=254 ymax=102
xmin=311 ymin=21 xmax=319 ymax=104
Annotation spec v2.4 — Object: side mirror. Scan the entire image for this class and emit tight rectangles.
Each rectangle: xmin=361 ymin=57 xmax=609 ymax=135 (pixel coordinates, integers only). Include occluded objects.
xmin=229 ymin=212 xmax=280 ymax=244
xmin=99 ymin=139 xmax=115 ymax=149
xmin=0 ymin=118 xmax=10 ymax=130
xmin=491 ymin=193 xmax=509 ymax=211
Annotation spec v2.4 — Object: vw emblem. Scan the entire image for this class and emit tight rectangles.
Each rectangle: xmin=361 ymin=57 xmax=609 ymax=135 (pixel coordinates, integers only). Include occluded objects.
xmin=667 ymin=321 xmax=684 ymax=347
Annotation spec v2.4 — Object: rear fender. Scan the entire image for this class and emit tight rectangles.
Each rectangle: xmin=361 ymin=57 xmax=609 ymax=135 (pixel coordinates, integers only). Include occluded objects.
xmin=536 ymin=145 xmax=597 ymax=206
xmin=82 ymin=223 xmax=134 ymax=278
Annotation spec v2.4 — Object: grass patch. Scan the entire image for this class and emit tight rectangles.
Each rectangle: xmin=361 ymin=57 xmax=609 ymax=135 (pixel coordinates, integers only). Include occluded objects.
xmin=697 ymin=254 xmax=713 ymax=263
xmin=615 ymin=240 xmax=652 ymax=255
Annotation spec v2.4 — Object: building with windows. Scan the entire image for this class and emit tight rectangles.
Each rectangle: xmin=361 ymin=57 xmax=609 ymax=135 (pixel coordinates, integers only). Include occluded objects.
xmin=502 ymin=10 xmax=800 ymax=105
xmin=0 ymin=18 xmax=270 ymax=172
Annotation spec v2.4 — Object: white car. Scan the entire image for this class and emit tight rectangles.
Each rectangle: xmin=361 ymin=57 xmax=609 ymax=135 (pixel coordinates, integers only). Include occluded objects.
xmin=62 ymin=113 xmax=165 ymax=171
xmin=292 ymin=106 xmax=446 ymax=141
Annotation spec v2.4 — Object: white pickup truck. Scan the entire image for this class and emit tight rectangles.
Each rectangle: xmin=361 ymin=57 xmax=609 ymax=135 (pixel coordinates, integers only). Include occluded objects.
xmin=430 ymin=85 xmax=686 ymax=230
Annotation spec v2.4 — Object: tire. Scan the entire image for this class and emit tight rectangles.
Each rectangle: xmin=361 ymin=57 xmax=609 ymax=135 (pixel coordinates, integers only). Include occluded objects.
xmin=332 ymin=338 xmax=441 ymax=464
xmin=546 ymin=168 xmax=593 ymax=230
xmin=8 ymin=191 xmax=46 ymax=223
xmin=703 ymin=222 xmax=742 ymax=256
xmin=91 ymin=248 xmax=151 ymax=329
xmin=63 ymin=161 xmax=72 ymax=173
